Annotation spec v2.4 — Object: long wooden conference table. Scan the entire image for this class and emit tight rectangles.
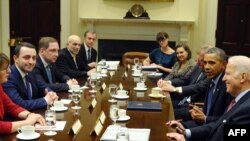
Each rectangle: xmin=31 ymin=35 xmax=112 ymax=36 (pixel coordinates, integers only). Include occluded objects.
xmin=1 ymin=67 xmax=175 ymax=141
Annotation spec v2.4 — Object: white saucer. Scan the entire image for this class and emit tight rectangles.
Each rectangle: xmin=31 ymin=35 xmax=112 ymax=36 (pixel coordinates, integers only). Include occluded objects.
xmin=50 ymin=106 xmax=68 ymax=112
xmin=148 ymin=93 xmax=165 ymax=98
xmin=68 ymin=89 xmax=83 ymax=93
xmin=107 ymin=67 xmax=116 ymax=71
xmin=80 ymin=86 xmax=89 ymax=90
xmin=131 ymin=73 xmax=142 ymax=77
xmin=16 ymin=132 xmax=40 ymax=140
xmin=148 ymin=72 xmax=163 ymax=77
xmin=134 ymin=87 xmax=147 ymax=91
xmin=113 ymin=95 xmax=129 ymax=99
xmin=117 ymin=115 xmax=131 ymax=121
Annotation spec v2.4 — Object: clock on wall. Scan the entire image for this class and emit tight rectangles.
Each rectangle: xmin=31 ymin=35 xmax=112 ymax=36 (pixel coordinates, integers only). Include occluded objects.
xmin=124 ymin=4 xmax=150 ymax=19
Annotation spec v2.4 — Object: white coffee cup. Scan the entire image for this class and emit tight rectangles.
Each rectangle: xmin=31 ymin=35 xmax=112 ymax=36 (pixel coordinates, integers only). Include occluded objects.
xmin=117 ymin=90 xmax=128 ymax=96
xmin=137 ymin=82 xmax=145 ymax=88
xmin=118 ymin=109 xmax=127 ymax=118
xmin=152 ymin=87 xmax=161 ymax=95
xmin=53 ymin=101 xmax=64 ymax=109
xmin=17 ymin=125 xmax=35 ymax=136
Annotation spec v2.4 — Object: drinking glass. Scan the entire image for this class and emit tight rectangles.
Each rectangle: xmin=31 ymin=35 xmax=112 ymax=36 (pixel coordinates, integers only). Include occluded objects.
xmin=101 ymin=59 xmax=107 ymax=66
xmin=140 ymin=73 xmax=147 ymax=83
xmin=44 ymin=109 xmax=57 ymax=136
xmin=71 ymin=90 xmax=81 ymax=110
xmin=133 ymin=57 xmax=140 ymax=66
xmin=109 ymin=104 xmax=119 ymax=127
xmin=116 ymin=127 xmax=129 ymax=141
xmin=108 ymin=84 xmax=117 ymax=103
xmin=89 ymin=78 xmax=97 ymax=93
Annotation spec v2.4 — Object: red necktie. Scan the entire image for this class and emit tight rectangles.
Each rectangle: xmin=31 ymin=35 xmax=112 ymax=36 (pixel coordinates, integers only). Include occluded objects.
xmin=226 ymin=99 xmax=236 ymax=112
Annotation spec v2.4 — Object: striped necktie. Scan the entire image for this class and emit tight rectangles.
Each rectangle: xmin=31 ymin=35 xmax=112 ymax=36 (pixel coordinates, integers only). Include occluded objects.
xmin=46 ymin=65 xmax=53 ymax=83
xmin=25 ymin=75 xmax=32 ymax=99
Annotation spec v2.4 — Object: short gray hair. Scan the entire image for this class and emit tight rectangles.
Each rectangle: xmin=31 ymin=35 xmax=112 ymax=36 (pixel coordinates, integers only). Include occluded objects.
xmin=228 ymin=55 xmax=250 ymax=80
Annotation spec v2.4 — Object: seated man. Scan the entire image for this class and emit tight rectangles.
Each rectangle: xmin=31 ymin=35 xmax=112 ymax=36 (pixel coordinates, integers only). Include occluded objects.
xmin=3 ymin=42 xmax=58 ymax=111
xmin=56 ymin=35 xmax=96 ymax=78
xmin=32 ymin=37 xmax=78 ymax=92
xmin=166 ymin=55 xmax=250 ymax=141
xmin=158 ymin=44 xmax=211 ymax=120
xmin=0 ymin=52 xmax=45 ymax=135
xmin=79 ymin=30 xmax=97 ymax=70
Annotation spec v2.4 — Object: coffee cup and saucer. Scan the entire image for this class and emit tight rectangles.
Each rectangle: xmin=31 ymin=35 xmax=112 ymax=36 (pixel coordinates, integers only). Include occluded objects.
xmin=16 ymin=125 xmax=40 ymax=140
xmin=134 ymin=82 xmax=147 ymax=91
xmin=117 ymin=109 xmax=130 ymax=121
xmin=149 ymin=87 xmax=165 ymax=98
xmin=50 ymin=101 xmax=68 ymax=112
xmin=114 ymin=90 xmax=129 ymax=99
xmin=132 ymin=69 xmax=142 ymax=77
xmin=68 ymin=85 xmax=83 ymax=93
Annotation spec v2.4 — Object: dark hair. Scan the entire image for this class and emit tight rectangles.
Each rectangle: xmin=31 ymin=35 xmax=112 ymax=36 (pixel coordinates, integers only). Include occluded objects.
xmin=205 ymin=47 xmax=227 ymax=62
xmin=14 ymin=42 xmax=36 ymax=57
xmin=84 ymin=30 xmax=96 ymax=37
xmin=156 ymin=32 xmax=169 ymax=42
xmin=0 ymin=52 xmax=10 ymax=69
xmin=39 ymin=37 xmax=58 ymax=50
xmin=175 ymin=43 xmax=192 ymax=60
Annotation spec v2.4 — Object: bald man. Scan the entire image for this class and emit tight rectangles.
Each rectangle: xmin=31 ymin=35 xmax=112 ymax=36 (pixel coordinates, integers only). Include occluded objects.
xmin=56 ymin=35 xmax=96 ymax=78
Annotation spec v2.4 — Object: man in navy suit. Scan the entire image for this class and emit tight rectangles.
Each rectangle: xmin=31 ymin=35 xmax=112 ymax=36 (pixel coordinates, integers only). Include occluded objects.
xmin=32 ymin=37 xmax=78 ymax=92
xmin=158 ymin=44 xmax=212 ymax=119
xmin=166 ymin=55 xmax=250 ymax=141
xmin=79 ymin=30 xmax=98 ymax=70
xmin=56 ymin=35 xmax=96 ymax=78
xmin=3 ymin=42 xmax=58 ymax=111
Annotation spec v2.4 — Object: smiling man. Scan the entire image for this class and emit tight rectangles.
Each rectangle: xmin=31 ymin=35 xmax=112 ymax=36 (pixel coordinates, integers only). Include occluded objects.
xmin=3 ymin=42 xmax=58 ymax=111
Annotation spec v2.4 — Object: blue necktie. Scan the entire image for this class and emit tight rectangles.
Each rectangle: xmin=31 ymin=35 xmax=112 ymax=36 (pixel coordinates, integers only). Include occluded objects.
xmin=25 ymin=75 xmax=32 ymax=99
xmin=87 ymin=49 xmax=91 ymax=63
xmin=46 ymin=65 xmax=53 ymax=84
xmin=206 ymin=81 xmax=215 ymax=116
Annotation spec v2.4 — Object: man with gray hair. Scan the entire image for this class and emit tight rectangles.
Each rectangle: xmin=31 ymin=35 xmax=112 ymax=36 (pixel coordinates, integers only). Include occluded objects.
xmin=166 ymin=55 xmax=250 ymax=141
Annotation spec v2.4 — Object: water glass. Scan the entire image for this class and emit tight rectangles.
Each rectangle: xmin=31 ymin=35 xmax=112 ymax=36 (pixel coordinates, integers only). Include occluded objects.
xmin=108 ymin=84 xmax=117 ymax=103
xmin=133 ymin=57 xmax=140 ymax=66
xmin=116 ymin=127 xmax=129 ymax=141
xmin=89 ymin=78 xmax=97 ymax=93
xmin=109 ymin=104 xmax=119 ymax=126
xmin=71 ymin=90 xmax=81 ymax=110
xmin=44 ymin=109 xmax=57 ymax=136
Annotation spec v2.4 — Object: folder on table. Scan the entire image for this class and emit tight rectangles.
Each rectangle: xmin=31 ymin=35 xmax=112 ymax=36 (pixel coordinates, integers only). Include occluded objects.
xmin=127 ymin=101 xmax=162 ymax=111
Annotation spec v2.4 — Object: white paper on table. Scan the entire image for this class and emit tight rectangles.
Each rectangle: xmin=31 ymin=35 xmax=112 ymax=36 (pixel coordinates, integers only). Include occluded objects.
xmin=60 ymin=99 xmax=72 ymax=105
xmin=100 ymin=126 xmax=150 ymax=141
xmin=35 ymin=121 xmax=66 ymax=131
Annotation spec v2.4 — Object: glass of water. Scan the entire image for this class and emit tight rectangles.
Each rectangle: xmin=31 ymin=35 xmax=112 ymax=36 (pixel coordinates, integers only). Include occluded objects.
xmin=109 ymin=104 xmax=119 ymax=127
xmin=89 ymin=78 xmax=97 ymax=93
xmin=108 ymin=84 xmax=117 ymax=103
xmin=44 ymin=109 xmax=57 ymax=136
xmin=117 ymin=127 xmax=129 ymax=141
xmin=71 ymin=90 xmax=81 ymax=110
xmin=133 ymin=57 xmax=140 ymax=66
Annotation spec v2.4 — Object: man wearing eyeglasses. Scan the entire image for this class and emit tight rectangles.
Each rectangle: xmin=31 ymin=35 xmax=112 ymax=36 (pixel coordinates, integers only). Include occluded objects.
xmin=56 ymin=35 xmax=96 ymax=78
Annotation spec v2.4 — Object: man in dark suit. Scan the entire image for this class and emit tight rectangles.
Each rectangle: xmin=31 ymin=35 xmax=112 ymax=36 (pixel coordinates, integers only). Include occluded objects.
xmin=166 ymin=55 xmax=250 ymax=141
xmin=3 ymin=42 xmax=58 ymax=111
xmin=32 ymin=37 xmax=78 ymax=92
xmin=56 ymin=35 xmax=96 ymax=78
xmin=158 ymin=44 xmax=211 ymax=119
xmin=79 ymin=30 xmax=98 ymax=70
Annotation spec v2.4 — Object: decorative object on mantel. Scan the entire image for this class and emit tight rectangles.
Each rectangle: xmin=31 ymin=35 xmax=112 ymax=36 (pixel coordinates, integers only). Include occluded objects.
xmin=124 ymin=4 xmax=150 ymax=19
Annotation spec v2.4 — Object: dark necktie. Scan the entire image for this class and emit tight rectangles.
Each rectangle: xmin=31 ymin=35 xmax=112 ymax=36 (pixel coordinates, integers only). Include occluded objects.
xmin=206 ymin=81 xmax=215 ymax=115
xmin=25 ymin=75 xmax=32 ymax=99
xmin=73 ymin=55 xmax=78 ymax=69
xmin=87 ymin=49 xmax=91 ymax=63
xmin=226 ymin=99 xmax=236 ymax=112
xmin=46 ymin=65 xmax=53 ymax=84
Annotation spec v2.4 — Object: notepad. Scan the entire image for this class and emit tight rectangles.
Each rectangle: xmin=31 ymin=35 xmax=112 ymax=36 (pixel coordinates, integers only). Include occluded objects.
xmin=127 ymin=101 xmax=162 ymax=111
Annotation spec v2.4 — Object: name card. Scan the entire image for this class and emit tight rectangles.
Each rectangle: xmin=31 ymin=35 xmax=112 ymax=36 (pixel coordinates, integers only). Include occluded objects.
xmin=90 ymin=120 xmax=103 ymax=136
xmin=89 ymin=98 xmax=97 ymax=109
xmin=119 ymin=83 xmax=123 ymax=90
xmin=102 ymin=82 xmax=106 ymax=90
xmin=68 ymin=119 xmax=82 ymax=135
xmin=99 ymin=111 xmax=106 ymax=125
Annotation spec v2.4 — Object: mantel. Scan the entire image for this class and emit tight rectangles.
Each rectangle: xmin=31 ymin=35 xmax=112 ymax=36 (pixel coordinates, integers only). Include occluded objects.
xmin=80 ymin=18 xmax=194 ymax=43
xmin=81 ymin=18 xmax=194 ymax=25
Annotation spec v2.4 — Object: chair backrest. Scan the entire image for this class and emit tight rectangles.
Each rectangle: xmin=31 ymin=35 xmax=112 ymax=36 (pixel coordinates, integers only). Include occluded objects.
xmin=122 ymin=51 xmax=149 ymax=66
